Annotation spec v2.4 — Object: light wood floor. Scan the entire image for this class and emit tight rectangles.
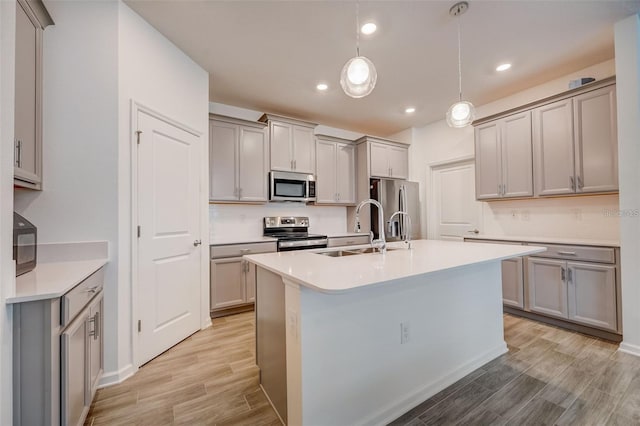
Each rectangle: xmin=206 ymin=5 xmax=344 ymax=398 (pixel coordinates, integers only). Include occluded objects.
xmin=84 ymin=312 xmax=281 ymax=425
xmin=86 ymin=312 xmax=638 ymax=426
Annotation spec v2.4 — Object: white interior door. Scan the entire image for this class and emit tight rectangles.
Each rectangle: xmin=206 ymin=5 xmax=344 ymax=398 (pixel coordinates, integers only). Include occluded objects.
xmin=430 ymin=159 xmax=482 ymax=241
xmin=137 ymin=110 xmax=201 ymax=366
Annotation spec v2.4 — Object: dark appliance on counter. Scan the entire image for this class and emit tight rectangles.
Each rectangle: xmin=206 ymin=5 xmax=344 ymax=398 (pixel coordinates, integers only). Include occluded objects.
xmin=264 ymin=216 xmax=328 ymax=251
xmin=13 ymin=212 xmax=37 ymax=276
xmin=269 ymin=171 xmax=316 ymax=202
xmin=370 ymin=178 xmax=421 ymax=241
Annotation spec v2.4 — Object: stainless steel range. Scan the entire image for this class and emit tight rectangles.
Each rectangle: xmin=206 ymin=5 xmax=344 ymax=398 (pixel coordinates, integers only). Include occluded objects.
xmin=264 ymin=216 xmax=328 ymax=251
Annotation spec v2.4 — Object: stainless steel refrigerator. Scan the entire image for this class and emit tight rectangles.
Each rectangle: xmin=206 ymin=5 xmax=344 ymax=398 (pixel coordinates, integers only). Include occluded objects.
xmin=370 ymin=178 xmax=421 ymax=241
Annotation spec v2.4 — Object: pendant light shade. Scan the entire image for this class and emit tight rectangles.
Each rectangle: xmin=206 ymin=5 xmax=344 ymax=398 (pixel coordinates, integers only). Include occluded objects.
xmin=340 ymin=56 xmax=377 ymax=98
xmin=446 ymin=1 xmax=475 ymax=128
xmin=446 ymin=100 xmax=475 ymax=128
xmin=340 ymin=2 xmax=377 ymax=99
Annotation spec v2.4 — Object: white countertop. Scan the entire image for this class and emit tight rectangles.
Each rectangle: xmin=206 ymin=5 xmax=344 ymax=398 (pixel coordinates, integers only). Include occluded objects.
xmin=8 ymin=259 xmax=108 ymax=304
xmin=464 ymin=234 xmax=620 ymax=247
xmin=244 ymin=239 xmax=545 ymax=293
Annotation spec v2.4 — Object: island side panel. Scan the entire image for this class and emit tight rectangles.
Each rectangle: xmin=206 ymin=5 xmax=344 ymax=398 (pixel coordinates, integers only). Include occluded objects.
xmin=255 ymin=267 xmax=288 ymax=423
xmin=298 ymin=261 xmax=505 ymax=426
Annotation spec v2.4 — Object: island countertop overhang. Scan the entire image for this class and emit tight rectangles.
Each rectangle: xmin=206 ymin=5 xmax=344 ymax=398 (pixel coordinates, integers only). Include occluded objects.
xmin=244 ymin=239 xmax=545 ymax=293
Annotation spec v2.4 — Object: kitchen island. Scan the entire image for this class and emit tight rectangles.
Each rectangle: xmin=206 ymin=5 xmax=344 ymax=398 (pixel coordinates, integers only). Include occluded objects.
xmin=244 ymin=239 xmax=545 ymax=426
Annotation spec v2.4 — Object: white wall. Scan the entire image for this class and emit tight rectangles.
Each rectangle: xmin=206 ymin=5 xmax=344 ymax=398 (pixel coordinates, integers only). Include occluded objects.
xmin=615 ymin=15 xmax=640 ymax=356
xmin=13 ymin=0 xmax=122 ymax=384
xmin=0 ymin=1 xmax=16 ymax=423
xmin=116 ymin=1 xmax=209 ymax=381
xmin=409 ymin=59 xmax=620 ymax=241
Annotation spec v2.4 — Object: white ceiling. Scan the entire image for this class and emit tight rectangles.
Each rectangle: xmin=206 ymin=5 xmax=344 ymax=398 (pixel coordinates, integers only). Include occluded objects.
xmin=125 ymin=0 xmax=640 ymax=136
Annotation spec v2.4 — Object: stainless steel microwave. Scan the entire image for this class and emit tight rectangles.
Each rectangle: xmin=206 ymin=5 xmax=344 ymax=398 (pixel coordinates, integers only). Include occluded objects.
xmin=13 ymin=212 xmax=37 ymax=276
xmin=269 ymin=171 xmax=316 ymax=202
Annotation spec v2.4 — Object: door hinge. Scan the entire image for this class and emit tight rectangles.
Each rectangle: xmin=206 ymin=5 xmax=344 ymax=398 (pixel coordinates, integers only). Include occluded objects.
xmin=136 ymin=130 xmax=142 ymax=145
xmin=138 ymin=320 xmax=141 ymax=332
xmin=137 ymin=226 xmax=141 ymax=238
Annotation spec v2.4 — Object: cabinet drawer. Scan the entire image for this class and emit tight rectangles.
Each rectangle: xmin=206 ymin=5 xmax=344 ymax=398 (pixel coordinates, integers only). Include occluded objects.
xmin=328 ymin=235 xmax=370 ymax=248
xmin=527 ymin=243 xmax=615 ymax=264
xmin=61 ymin=268 xmax=104 ymax=327
xmin=211 ymin=241 xmax=277 ymax=259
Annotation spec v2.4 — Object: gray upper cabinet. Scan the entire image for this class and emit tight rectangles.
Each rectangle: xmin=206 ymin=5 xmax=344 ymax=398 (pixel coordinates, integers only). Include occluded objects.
xmin=474 ymin=77 xmax=617 ymax=200
xmin=369 ymin=141 xmax=409 ymax=179
xmin=14 ymin=0 xmax=53 ymax=190
xmin=259 ymin=114 xmax=317 ymax=174
xmin=315 ymin=135 xmax=356 ymax=205
xmin=475 ymin=111 xmax=533 ymax=200
xmin=533 ymin=99 xmax=576 ymax=196
xmin=209 ymin=116 xmax=268 ymax=203
xmin=533 ymin=82 xmax=618 ymax=197
xmin=573 ymin=85 xmax=618 ymax=193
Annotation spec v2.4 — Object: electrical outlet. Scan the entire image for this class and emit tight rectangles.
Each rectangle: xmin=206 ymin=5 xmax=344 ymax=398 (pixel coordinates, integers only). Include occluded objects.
xmin=400 ymin=322 xmax=410 ymax=344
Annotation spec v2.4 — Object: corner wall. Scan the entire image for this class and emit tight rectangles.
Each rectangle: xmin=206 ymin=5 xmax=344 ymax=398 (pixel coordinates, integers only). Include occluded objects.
xmin=408 ymin=59 xmax=620 ymax=241
xmin=0 ymin=1 xmax=16 ymax=423
xmin=13 ymin=0 xmax=121 ymax=382
xmin=615 ymin=14 xmax=640 ymax=356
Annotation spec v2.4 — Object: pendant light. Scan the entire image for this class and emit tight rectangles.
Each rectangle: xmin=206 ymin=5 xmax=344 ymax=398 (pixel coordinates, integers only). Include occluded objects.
xmin=340 ymin=1 xmax=377 ymax=98
xmin=446 ymin=1 xmax=476 ymax=128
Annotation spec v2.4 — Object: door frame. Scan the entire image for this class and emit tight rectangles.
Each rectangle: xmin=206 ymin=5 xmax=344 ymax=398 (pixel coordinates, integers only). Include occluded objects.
xmin=426 ymin=155 xmax=482 ymax=240
xmin=130 ymin=101 xmax=209 ymax=369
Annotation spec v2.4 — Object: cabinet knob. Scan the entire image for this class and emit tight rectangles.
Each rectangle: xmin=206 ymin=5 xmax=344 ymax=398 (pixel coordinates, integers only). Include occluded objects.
xmin=193 ymin=240 xmax=202 ymax=247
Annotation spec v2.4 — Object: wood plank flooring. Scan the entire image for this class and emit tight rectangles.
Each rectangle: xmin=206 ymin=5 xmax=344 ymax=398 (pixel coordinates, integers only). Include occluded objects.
xmin=86 ymin=312 xmax=640 ymax=426
xmin=390 ymin=314 xmax=640 ymax=426
xmin=84 ymin=312 xmax=281 ymax=426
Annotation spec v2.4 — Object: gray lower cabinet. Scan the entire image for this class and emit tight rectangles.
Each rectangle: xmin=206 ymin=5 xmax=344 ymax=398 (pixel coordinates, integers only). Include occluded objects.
xmin=13 ymin=268 xmax=104 ymax=426
xmin=210 ymin=241 xmax=277 ymax=317
xmin=501 ymin=257 xmax=524 ymax=309
xmin=527 ymin=257 xmax=569 ymax=319
xmin=527 ymin=257 xmax=617 ymax=332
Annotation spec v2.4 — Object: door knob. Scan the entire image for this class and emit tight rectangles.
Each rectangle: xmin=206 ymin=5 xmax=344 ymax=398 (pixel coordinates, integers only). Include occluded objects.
xmin=193 ymin=240 xmax=202 ymax=247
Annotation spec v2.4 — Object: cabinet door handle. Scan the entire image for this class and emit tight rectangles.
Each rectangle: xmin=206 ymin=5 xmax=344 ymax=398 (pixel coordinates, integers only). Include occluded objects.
xmin=568 ymin=268 xmax=573 ymax=284
xmin=569 ymin=176 xmax=575 ymax=191
xmin=238 ymin=188 xmax=242 ymax=198
xmin=16 ymin=140 xmax=22 ymax=168
xmin=561 ymin=267 xmax=566 ymax=282
xmin=557 ymin=251 xmax=577 ymax=256
xmin=577 ymin=175 xmax=583 ymax=190
xmin=240 ymin=248 xmax=251 ymax=253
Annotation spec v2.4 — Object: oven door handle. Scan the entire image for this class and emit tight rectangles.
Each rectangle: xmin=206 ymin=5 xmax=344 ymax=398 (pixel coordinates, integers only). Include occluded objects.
xmin=278 ymin=238 xmax=328 ymax=249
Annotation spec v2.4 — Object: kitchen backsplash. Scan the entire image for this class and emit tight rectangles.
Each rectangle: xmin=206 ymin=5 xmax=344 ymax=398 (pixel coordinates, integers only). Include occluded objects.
xmin=209 ymin=204 xmax=348 ymax=240
xmin=482 ymin=194 xmax=620 ymax=241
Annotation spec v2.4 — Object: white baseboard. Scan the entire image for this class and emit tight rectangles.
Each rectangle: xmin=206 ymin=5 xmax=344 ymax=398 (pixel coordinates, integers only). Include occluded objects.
xmin=360 ymin=342 xmax=509 ymax=426
xmin=618 ymin=342 xmax=640 ymax=357
xmin=98 ymin=363 xmax=136 ymax=388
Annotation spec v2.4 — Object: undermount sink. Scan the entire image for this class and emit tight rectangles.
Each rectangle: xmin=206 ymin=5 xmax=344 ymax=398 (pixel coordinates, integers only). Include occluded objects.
xmin=317 ymin=247 xmax=400 ymax=257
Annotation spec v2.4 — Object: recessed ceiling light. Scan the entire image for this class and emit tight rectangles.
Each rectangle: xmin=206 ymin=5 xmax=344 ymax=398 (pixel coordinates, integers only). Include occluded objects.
xmin=361 ymin=22 xmax=377 ymax=35
xmin=496 ymin=63 xmax=512 ymax=72
xmin=316 ymin=83 xmax=328 ymax=91
xmin=405 ymin=107 xmax=416 ymax=114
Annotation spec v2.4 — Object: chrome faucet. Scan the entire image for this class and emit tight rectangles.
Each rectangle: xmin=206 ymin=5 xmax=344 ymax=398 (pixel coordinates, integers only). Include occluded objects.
xmin=388 ymin=211 xmax=413 ymax=249
xmin=354 ymin=199 xmax=387 ymax=254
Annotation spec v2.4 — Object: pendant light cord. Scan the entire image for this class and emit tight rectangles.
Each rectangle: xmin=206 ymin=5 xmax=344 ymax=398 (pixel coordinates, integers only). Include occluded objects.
xmin=457 ymin=14 xmax=462 ymax=102
xmin=355 ymin=1 xmax=360 ymax=57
